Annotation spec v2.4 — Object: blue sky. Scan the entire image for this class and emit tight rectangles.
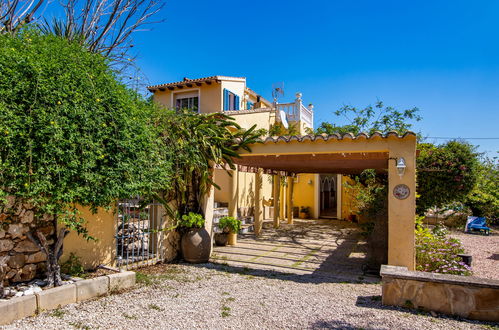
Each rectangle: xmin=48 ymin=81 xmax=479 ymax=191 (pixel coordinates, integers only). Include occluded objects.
xmin=119 ymin=1 xmax=498 ymax=155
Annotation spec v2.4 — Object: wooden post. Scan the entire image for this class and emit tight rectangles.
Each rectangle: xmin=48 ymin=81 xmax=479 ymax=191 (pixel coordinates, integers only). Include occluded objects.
xmin=273 ymin=174 xmax=280 ymax=228
xmin=287 ymin=176 xmax=294 ymax=224
xmin=229 ymin=168 xmax=238 ymax=219
xmin=254 ymin=169 xmax=263 ymax=235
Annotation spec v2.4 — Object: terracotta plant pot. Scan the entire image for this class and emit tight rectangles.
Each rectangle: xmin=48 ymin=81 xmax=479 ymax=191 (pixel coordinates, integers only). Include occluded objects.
xmin=299 ymin=212 xmax=308 ymax=219
xmin=214 ymin=233 xmax=228 ymax=246
xmin=181 ymin=227 xmax=211 ymax=263
xmin=227 ymin=232 xmax=237 ymax=246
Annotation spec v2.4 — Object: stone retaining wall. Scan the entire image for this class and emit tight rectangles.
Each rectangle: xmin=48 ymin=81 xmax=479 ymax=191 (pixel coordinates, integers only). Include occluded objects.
xmin=0 ymin=271 xmax=136 ymax=325
xmin=381 ymin=265 xmax=499 ymax=322
xmin=1 ymin=196 xmax=55 ymax=285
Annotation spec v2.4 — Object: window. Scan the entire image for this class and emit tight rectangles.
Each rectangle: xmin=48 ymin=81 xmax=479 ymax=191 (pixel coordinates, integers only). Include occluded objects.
xmin=223 ymin=88 xmax=240 ymax=111
xmin=176 ymin=96 xmax=198 ymax=111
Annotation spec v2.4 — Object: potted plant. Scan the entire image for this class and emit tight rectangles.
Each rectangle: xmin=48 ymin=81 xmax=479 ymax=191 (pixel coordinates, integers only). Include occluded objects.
xmin=178 ymin=212 xmax=211 ymax=263
xmin=217 ymin=216 xmax=242 ymax=246
xmin=299 ymin=206 xmax=310 ymax=219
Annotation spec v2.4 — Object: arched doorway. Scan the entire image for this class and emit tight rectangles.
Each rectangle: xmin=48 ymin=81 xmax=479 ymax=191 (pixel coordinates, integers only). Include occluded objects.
xmin=319 ymin=174 xmax=337 ymax=218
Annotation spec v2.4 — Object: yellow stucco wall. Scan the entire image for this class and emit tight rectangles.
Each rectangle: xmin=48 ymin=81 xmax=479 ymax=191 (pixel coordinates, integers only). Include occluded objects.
xmin=152 ymin=82 xmax=222 ymax=113
xmin=229 ymin=110 xmax=275 ymax=131
xmin=62 ymin=206 xmax=116 ymax=269
xmin=293 ymin=174 xmax=316 ymax=216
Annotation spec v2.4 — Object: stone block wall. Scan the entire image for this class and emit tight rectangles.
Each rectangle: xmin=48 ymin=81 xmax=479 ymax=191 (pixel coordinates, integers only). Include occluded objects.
xmin=0 ymin=196 xmax=54 ymax=285
xmin=381 ymin=265 xmax=499 ymax=322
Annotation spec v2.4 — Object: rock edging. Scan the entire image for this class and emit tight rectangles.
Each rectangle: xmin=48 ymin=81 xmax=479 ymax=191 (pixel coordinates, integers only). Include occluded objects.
xmin=0 ymin=271 xmax=136 ymax=325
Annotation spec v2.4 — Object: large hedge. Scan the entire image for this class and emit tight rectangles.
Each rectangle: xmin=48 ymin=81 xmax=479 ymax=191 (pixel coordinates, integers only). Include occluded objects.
xmin=416 ymin=141 xmax=479 ymax=214
xmin=0 ymin=31 xmax=169 ymax=218
xmin=0 ymin=31 xmax=171 ymax=287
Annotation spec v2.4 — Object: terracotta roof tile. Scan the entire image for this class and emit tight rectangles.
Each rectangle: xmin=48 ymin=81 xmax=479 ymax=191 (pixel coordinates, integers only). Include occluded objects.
xmin=147 ymin=76 xmax=245 ymax=91
xmin=260 ymin=131 xmax=416 ymax=144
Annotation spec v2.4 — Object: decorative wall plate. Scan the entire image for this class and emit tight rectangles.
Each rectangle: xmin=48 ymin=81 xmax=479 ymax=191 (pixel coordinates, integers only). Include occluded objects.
xmin=393 ymin=184 xmax=410 ymax=200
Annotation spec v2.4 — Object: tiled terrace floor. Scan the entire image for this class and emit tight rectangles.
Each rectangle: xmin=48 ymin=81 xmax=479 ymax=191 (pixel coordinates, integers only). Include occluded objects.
xmin=211 ymin=219 xmax=372 ymax=280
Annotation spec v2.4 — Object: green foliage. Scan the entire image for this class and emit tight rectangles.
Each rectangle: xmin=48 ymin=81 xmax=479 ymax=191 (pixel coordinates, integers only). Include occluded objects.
xmin=343 ymin=170 xmax=387 ymax=219
xmin=299 ymin=206 xmax=310 ymax=215
xmin=267 ymin=122 xmax=300 ymax=136
xmin=179 ymin=212 xmax=205 ymax=229
xmin=416 ymin=141 xmax=480 ymax=214
xmin=60 ymin=253 xmax=85 ymax=277
xmin=218 ymin=216 xmax=241 ymax=233
xmin=0 ymin=31 xmax=169 ymax=234
xmin=151 ymin=109 xmax=260 ymax=218
xmin=415 ymin=217 xmax=472 ymax=276
xmin=464 ymin=156 xmax=499 ymax=220
xmin=315 ymin=101 xmax=421 ymax=135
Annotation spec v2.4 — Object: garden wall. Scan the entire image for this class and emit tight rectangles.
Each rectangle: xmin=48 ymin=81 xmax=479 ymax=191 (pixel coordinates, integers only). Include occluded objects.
xmin=381 ymin=265 xmax=499 ymax=322
xmin=0 ymin=197 xmax=54 ymax=285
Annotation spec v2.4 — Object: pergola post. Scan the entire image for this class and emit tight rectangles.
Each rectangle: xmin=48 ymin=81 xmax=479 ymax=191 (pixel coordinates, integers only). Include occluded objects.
xmin=254 ymin=169 xmax=263 ymax=235
xmin=273 ymin=174 xmax=280 ymax=228
xmin=229 ymin=168 xmax=238 ymax=219
xmin=388 ymin=139 xmax=417 ymax=270
xmin=286 ymin=176 xmax=294 ymax=224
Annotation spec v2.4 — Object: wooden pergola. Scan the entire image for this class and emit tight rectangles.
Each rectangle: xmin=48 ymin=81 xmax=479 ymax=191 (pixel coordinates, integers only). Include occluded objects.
xmin=229 ymin=132 xmax=417 ymax=270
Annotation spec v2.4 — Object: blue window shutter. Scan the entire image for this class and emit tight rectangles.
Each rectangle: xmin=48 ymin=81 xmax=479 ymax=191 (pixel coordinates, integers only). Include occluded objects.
xmin=223 ymin=89 xmax=227 ymax=111
xmin=235 ymin=95 xmax=240 ymax=110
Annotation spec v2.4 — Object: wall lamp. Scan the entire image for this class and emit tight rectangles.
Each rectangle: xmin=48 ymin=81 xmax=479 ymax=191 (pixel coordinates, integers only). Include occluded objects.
xmin=396 ymin=157 xmax=406 ymax=177
xmin=389 ymin=157 xmax=407 ymax=177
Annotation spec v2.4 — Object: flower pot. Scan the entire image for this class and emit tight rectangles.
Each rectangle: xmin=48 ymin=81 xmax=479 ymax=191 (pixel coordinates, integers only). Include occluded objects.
xmin=181 ymin=227 xmax=211 ymax=263
xmin=299 ymin=212 xmax=308 ymax=219
xmin=227 ymin=232 xmax=237 ymax=246
xmin=214 ymin=233 xmax=228 ymax=246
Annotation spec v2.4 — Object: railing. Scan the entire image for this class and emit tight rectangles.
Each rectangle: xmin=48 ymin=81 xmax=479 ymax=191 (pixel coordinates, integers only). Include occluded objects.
xmin=276 ymin=94 xmax=314 ymax=129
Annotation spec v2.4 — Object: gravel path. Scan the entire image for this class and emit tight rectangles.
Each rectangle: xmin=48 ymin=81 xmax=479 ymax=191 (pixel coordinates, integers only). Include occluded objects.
xmin=450 ymin=227 xmax=499 ymax=280
xmin=4 ymin=263 xmax=495 ymax=330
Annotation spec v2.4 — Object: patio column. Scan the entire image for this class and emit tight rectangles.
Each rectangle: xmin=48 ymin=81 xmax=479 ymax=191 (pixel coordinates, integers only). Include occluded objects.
xmin=273 ymin=174 xmax=281 ymax=228
xmin=254 ymin=169 xmax=263 ymax=235
xmin=286 ymin=176 xmax=294 ymax=224
xmin=388 ymin=139 xmax=417 ymax=270
xmin=229 ymin=168 xmax=238 ymax=219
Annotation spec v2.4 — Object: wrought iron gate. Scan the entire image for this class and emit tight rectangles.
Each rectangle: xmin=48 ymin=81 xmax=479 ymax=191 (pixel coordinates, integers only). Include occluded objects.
xmin=116 ymin=198 xmax=164 ymax=269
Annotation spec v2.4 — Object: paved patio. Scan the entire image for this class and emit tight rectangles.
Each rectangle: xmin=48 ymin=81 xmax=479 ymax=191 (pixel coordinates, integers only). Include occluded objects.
xmin=211 ymin=219 xmax=371 ymax=280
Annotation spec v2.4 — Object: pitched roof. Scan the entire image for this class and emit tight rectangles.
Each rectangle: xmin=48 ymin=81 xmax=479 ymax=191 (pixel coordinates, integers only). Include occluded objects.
xmin=147 ymin=76 xmax=245 ymax=92
xmin=259 ymin=131 xmax=417 ymax=144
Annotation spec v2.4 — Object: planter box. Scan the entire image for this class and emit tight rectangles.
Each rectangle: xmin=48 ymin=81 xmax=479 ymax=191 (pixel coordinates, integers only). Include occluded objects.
xmin=0 ymin=271 xmax=137 ymax=325
xmin=76 ymin=276 xmax=109 ymax=302
xmin=36 ymin=284 xmax=77 ymax=311
xmin=0 ymin=295 xmax=37 ymax=326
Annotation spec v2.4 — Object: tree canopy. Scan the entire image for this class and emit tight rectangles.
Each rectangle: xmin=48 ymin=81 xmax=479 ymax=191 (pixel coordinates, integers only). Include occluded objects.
xmin=416 ymin=141 xmax=480 ymax=214
xmin=315 ymin=101 xmax=421 ymax=136
xmin=0 ymin=31 xmax=170 ymax=229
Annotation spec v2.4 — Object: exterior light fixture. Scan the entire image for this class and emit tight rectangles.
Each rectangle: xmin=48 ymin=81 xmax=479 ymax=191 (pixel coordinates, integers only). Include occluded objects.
xmin=396 ymin=157 xmax=406 ymax=177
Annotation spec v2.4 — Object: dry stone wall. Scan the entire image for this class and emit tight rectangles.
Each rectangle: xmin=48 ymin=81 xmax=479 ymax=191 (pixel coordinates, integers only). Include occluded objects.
xmin=0 ymin=196 xmax=54 ymax=285
xmin=381 ymin=265 xmax=499 ymax=322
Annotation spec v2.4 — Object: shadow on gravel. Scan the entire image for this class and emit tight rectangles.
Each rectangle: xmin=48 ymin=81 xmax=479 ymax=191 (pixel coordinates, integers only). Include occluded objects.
xmin=355 ymin=295 xmax=498 ymax=328
xmin=191 ymin=262 xmax=380 ymax=285
xmin=308 ymin=319 xmax=366 ymax=329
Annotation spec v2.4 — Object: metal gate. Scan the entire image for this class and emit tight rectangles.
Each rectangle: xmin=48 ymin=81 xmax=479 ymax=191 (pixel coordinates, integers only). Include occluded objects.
xmin=116 ymin=198 xmax=164 ymax=269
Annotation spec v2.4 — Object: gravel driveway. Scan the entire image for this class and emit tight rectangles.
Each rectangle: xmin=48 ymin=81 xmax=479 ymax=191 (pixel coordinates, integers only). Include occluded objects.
xmin=4 ymin=263 xmax=495 ymax=330
xmin=450 ymin=227 xmax=499 ymax=280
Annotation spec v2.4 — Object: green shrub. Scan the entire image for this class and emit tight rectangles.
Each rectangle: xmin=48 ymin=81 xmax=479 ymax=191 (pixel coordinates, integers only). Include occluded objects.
xmin=60 ymin=253 xmax=85 ymax=277
xmin=178 ymin=212 xmax=205 ymax=229
xmin=218 ymin=216 xmax=241 ymax=233
xmin=415 ymin=218 xmax=472 ymax=276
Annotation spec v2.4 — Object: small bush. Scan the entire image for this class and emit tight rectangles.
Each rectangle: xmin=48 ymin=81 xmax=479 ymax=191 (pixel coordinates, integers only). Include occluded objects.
xmin=218 ymin=216 xmax=241 ymax=233
xmin=415 ymin=218 xmax=472 ymax=276
xmin=178 ymin=212 xmax=205 ymax=229
xmin=60 ymin=253 xmax=85 ymax=277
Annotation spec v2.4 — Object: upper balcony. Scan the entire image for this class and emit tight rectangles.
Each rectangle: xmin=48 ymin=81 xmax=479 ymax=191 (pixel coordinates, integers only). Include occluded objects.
xmin=276 ymin=93 xmax=314 ymax=129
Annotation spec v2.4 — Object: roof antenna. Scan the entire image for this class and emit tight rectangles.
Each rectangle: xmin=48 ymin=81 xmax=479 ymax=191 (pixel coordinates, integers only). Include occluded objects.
xmin=272 ymin=82 xmax=284 ymax=105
